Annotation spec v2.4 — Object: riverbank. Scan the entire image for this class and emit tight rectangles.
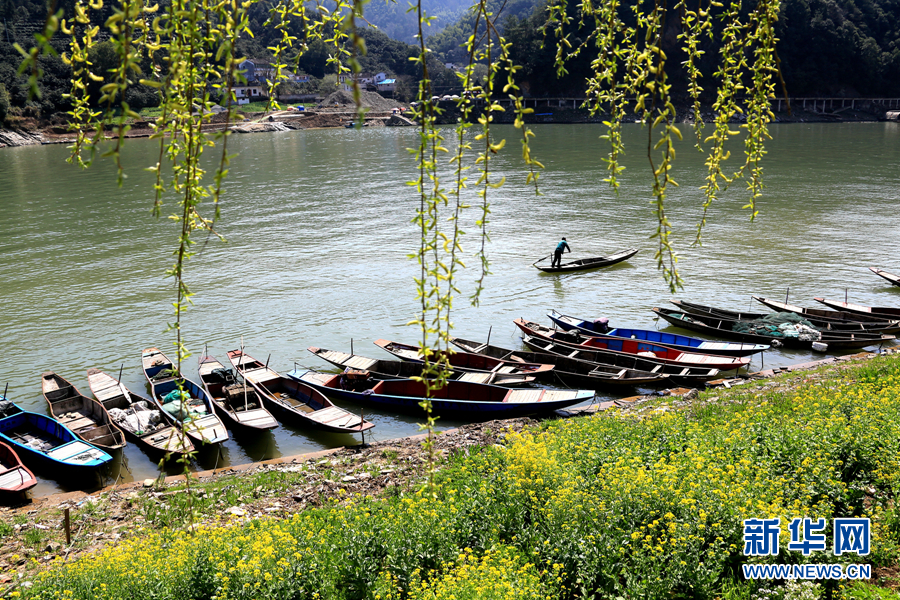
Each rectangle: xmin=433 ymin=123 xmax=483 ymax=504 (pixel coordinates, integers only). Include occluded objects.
xmin=1 ymin=97 xmax=894 ymax=148
xmin=4 ymin=348 xmax=900 ymax=598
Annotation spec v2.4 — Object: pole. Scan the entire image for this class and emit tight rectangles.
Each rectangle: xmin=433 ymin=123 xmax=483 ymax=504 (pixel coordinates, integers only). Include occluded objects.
xmin=2 ymin=382 xmax=7 ymax=400
xmin=64 ymin=508 xmax=71 ymax=545
xmin=265 ymin=354 xmax=271 ymax=370
xmin=240 ymin=337 xmax=248 ymax=412
xmin=845 ymin=288 xmax=848 ymax=304
xmin=117 ymin=363 xmax=124 ymax=383
xmin=486 ymin=326 xmax=492 ymax=348
xmin=351 ymin=338 xmax=354 ymax=355
xmin=360 ymin=409 xmax=365 ymax=446
xmin=784 ymin=286 xmax=790 ymax=304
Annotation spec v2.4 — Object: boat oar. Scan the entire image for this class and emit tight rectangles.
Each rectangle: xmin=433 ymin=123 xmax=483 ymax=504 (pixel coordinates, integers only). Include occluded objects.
xmin=240 ymin=337 xmax=248 ymax=413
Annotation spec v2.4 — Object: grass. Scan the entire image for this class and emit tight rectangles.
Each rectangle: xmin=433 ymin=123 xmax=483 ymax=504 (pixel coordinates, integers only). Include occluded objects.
xmin=15 ymin=353 xmax=900 ymax=600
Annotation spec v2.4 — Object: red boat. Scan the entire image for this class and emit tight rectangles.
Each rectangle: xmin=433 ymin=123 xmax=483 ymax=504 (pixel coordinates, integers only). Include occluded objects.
xmin=0 ymin=440 xmax=38 ymax=496
xmin=513 ymin=318 xmax=750 ymax=371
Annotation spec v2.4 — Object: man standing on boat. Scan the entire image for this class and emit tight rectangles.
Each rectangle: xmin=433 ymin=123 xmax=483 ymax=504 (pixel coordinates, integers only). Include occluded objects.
xmin=552 ymin=237 xmax=571 ymax=268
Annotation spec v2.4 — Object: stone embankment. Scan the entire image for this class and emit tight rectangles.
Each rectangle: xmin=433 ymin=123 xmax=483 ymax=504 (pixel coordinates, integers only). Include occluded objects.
xmin=0 ymin=129 xmax=42 ymax=148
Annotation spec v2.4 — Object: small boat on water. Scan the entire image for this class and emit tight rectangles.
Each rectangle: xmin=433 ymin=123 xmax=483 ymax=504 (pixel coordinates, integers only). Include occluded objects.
xmin=0 ymin=399 xmax=112 ymax=476
xmin=519 ymin=335 xmax=722 ymax=383
xmin=141 ymin=348 xmax=229 ymax=446
xmin=197 ymin=355 xmax=279 ymax=432
xmin=374 ymin=339 xmax=555 ymax=377
xmin=288 ymin=370 xmax=596 ymax=419
xmin=652 ymin=306 xmax=895 ymax=351
xmin=514 ymin=318 xmax=750 ymax=371
xmin=0 ymin=439 xmax=37 ymax=496
xmin=41 ymin=372 xmax=126 ymax=451
xmin=227 ymin=349 xmax=374 ymax=434
xmin=449 ymin=338 xmax=671 ymax=388
xmin=869 ymin=267 xmax=900 ymax=287
xmin=308 ymin=347 xmax=537 ymax=387
xmin=813 ymin=298 xmax=900 ymax=320
xmin=533 ymin=247 xmax=639 ymax=273
xmin=547 ymin=310 xmax=769 ymax=357
xmin=752 ymin=296 xmax=897 ymax=324
xmin=672 ymin=300 xmax=900 ymax=335
xmin=86 ymin=368 xmax=194 ymax=458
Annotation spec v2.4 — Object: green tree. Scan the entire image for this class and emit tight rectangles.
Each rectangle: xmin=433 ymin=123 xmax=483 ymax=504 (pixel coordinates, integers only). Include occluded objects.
xmin=0 ymin=81 xmax=8 ymax=122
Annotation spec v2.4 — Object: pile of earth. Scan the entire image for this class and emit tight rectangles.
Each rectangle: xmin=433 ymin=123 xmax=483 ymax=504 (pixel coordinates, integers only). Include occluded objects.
xmin=318 ymin=89 xmax=404 ymax=112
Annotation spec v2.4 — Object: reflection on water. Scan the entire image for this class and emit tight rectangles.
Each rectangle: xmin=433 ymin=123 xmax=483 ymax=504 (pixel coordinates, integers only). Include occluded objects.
xmin=1 ymin=123 xmax=899 ymax=496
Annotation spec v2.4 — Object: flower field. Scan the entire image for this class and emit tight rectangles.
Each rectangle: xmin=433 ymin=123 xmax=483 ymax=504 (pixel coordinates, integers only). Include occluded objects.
xmin=11 ymin=355 xmax=900 ymax=599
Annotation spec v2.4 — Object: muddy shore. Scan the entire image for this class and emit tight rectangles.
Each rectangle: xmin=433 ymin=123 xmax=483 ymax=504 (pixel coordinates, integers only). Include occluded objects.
xmin=0 ymin=99 xmax=893 ymax=149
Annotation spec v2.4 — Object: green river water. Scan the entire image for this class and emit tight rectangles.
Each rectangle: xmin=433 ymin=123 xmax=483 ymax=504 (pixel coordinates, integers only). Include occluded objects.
xmin=1 ymin=122 xmax=899 ymax=495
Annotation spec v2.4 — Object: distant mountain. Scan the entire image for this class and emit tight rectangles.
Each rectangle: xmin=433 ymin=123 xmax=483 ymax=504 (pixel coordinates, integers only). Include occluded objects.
xmin=361 ymin=0 xmax=481 ymax=45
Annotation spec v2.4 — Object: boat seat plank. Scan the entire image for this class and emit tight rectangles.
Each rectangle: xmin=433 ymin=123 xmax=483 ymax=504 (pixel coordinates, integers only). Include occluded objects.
xmin=236 ymin=409 xmax=278 ymax=427
xmin=308 ymin=406 xmax=362 ymax=428
xmin=505 ymin=390 xmax=544 ymax=404
xmin=0 ymin=467 xmax=32 ymax=489
xmin=345 ymin=357 xmax=379 ymax=370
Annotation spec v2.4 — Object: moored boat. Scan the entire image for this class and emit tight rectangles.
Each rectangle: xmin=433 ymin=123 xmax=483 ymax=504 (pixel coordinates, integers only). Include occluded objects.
xmin=41 ymin=372 xmax=126 ymax=451
xmin=652 ymin=306 xmax=895 ymax=351
xmin=533 ymin=247 xmax=639 ymax=273
xmin=198 ymin=355 xmax=279 ymax=432
xmin=672 ymin=300 xmax=900 ymax=335
xmin=449 ymin=338 xmax=671 ymax=388
xmin=373 ymin=339 xmax=555 ymax=377
xmin=228 ymin=349 xmax=374 ymax=434
xmin=308 ymin=347 xmax=537 ymax=387
xmin=287 ymin=370 xmax=595 ymax=419
xmin=547 ymin=309 xmax=769 ymax=356
xmin=518 ymin=335 xmax=722 ymax=383
xmin=141 ymin=348 xmax=230 ymax=446
xmin=87 ymin=368 xmax=194 ymax=458
xmin=0 ymin=439 xmax=37 ymax=495
xmin=514 ymin=318 xmax=750 ymax=371
xmin=0 ymin=399 xmax=112 ymax=476
xmin=869 ymin=267 xmax=900 ymax=287
xmin=813 ymin=297 xmax=900 ymax=320
xmin=752 ymin=296 xmax=897 ymax=324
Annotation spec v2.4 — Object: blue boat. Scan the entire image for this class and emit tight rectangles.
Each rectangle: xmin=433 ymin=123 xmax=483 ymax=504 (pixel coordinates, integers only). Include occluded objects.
xmin=141 ymin=347 xmax=229 ymax=446
xmin=286 ymin=370 xmax=595 ymax=420
xmin=0 ymin=397 xmax=112 ymax=476
xmin=547 ymin=310 xmax=770 ymax=357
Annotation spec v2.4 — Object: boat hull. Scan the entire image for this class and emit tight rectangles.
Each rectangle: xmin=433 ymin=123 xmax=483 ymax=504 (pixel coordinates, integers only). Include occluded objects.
xmin=288 ymin=371 xmax=595 ymax=419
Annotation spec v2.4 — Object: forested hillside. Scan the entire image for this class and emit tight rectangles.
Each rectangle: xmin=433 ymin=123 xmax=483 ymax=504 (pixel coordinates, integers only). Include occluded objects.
xmin=1 ymin=0 xmax=899 ymax=125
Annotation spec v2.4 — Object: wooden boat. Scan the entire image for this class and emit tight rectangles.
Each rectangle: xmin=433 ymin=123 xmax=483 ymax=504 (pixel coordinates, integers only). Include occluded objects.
xmin=813 ymin=297 xmax=900 ymax=320
xmin=449 ymin=338 xmax=671 ymax=388
xmin=652 ymin=307 xmax=895 ymax=350
xmin=547 ymin=310 xmax=769 ymax=357
xmin=86 ymin=368 xmax=194 ymax=458
xmin=197 ymin=355 xmax=279 ymax=432
xmin=373 ymin=339 xmax=555 ymax=377
xmin=0 ymin=400 xmax=112 ymax=475
xmin=0 ymin=440 xmax=37 ymax=495
xmin=672 ymin=300 xmax=900 ymax=335
xmin=513 ymin=318 xmax=750 ymax=371
xmin=533 ymin=247 xmax=639 ymax=273
xmin=869 ymin=267 xmax=900 ymax=287
xmin=141 ymin=348 xmax=229 ymax=446
xmin=227 ymin=349 xmax=374 ymax=434
xmin=42 ymin=372 xmax=126 ymax=451
xmin=519 ymin=335 xmax=722 ymax=383
xmin=752 ymin=296 xmax=899 ymax=324
xmin=308 ymin=347 xmax=537 ymax=387
xmin=287 ymin=370 xmax=595 ymax=419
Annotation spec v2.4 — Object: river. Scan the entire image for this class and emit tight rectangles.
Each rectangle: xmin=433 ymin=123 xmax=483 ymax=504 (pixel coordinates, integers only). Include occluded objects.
xmin=1 ymin=121 xmax=899 ymax=496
